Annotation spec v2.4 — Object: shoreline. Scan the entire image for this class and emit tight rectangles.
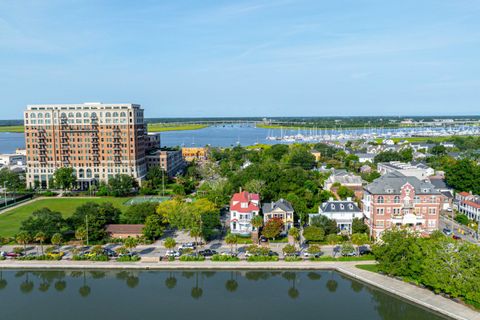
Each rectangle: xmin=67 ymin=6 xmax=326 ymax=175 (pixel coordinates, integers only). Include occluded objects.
xmin=0 ymin=260 xmax=478 ymax=320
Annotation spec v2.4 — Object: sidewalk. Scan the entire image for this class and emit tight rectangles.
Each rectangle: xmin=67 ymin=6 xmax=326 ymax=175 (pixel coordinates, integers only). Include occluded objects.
xmin=0 ymin=259 xmax=479 ymax=320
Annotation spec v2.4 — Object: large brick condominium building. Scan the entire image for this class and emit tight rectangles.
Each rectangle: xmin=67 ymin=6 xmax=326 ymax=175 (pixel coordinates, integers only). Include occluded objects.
xmin=24 ymin=103 xmax=148 ymax=189
xmin=362 ymin=171 xmax=442 ymax=239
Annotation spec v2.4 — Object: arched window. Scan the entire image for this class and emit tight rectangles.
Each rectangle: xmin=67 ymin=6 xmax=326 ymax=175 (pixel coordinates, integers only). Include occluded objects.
xmin=120 ymin=112 xmax=126 ymax=117
xmin=37 ymin=113 xmax=43 ymax=118
xmin=61 ymin=112 xmax=67 ymax=118
xmin=76 ymin=112 xmax=82 ymax=117
xmin=83 ymin=112 xmax=89 ymax=117
xmin=79 ymin=168 xmax=84 ymax=178
xmin=45 ymin=113 xmax=51 ymax=118
xmin=91 ymin=112 xmax=97 ymax=118
xmin=68 ymin=112 xmax=74 ymax=117
xmin=86 ymin=168 xmax=92 ymax=178
xmin=113 ymin=112 xmax=119 ymax=117
xmin=394 ymin=196 xmax=400 ymax=203
xmin=30 ymin=113 xmax=36 ymax=118
xmin=378 ymin=196 xmax=384 ymax=204
xmin=105 ymin=112 xmax=111 ymax=117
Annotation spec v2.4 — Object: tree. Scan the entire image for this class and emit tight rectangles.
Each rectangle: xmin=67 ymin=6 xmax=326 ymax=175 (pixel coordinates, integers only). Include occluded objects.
xmin=282 ymin=244 xmax=297 ymax=257
xmin=124 ymin=237 xmax=137 ymax=253
xmin=351 ymin=233 xmax=369 ymax=255
xmin=310 ymin=215 xmax=338 ymax=235
xmin=244 ymin=179 xmax=265 ymax=194
xmin=164 ymin=237 xmax=176 ymax=250
xmin=325 ymin=234 xmax=341 ymax=245
xmin=352 ymin=218 xmax=369 ymax=235
xmin=431 ymin=145 xmax=447 ymax=156
xmin=16 ymin=231 xmax=31 ymax=254
xmin=285 ymin=145 xmax=316 ymax=170
xmin=288 ymin=227 xmax=300 ymax=246
xmin=53 ymin=167 xmax=77 ymax=190
xmin=34 ymin=232 xmax=46 ymax=255
xmin=341 ymin=242 xmax=355 ymax=256
xmin=143 ymin=215 xmax=164 ymax=240
xmin=122 ymin=202 xmax=158 ymax=224
xmin=303 ymin=226 xmax=325 ymax=242
xmin=68 ymin=202 xmax=121 ymax=242
xmin=445 ymin=159 xmax=480 ymax=194
xmin=307 ymin=245 xmax=322 ymax=256
xmin=20 ymin=208 xmax=67 ymax=240
xmin=51 ymin=233 xmax=63 ymax=250
xmin=225 ymin=233 xmax=238 ymax=254
xmin=75 ymin=227 xmax=87 ymax=247
xmin=337 ymin=186 xmax=355 ymax=200
xmin=107 ymin=174 xmax=136 ymax=197
xmin=455 ymin=214 xmax=469 ymax=226
xmin=262 ymin=217 xmax=284 ymax=240
xmin=250 ymin=215 xmax=263 ymax=231
xmin=0 ymin=168 xmax=24 ymax=192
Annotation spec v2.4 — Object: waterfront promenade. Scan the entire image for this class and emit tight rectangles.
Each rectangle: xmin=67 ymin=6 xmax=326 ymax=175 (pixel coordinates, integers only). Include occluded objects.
xmin=0 ymin=260 xmax=478 ymax=320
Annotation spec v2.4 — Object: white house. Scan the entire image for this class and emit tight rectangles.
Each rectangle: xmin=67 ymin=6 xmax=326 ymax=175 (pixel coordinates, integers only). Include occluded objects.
xmin=309 ymin=198 xmax=363 ymax=234
xmin=229 ymin=191 xmax=260 ymax=235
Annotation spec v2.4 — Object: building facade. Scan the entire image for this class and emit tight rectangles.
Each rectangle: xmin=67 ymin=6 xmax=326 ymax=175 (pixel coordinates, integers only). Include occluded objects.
xmin=456 ymin=192 xmax=480 ymax=222
xmin=362 ymin=172 xmax=442 ymax=239
xmin=377 ymin=161 xmax=434 ymax=180
xmin=182 ymin=147 xmax=208 ymax=162
xmin=24 ymin=103 xmax=148 ymax=189
xmin=229 ymin=191 xmax=260 ymax=235
xmin=262 ymin=198 xmax=294 ymax=233
xmin=309 ymin=198 xmax=363 ymax=234
xmin=146 ymin=149 xmax=186 ymax=178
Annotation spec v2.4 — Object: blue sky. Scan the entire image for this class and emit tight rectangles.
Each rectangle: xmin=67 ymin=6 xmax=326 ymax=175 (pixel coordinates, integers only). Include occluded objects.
xmin=1 ymin=0 xmax=479 ymax=118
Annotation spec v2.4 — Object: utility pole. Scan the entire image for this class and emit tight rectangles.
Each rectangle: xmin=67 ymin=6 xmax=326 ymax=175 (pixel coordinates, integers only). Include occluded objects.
xmin=85 ymin=215 xmax=89 ymax=246
xmin=162 ymin=169 xmax=165 ymax=197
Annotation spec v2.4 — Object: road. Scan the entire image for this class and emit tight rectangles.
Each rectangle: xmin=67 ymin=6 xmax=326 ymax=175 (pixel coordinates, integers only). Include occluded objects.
xmin=440 ymin=214 xmax=479 ymax=244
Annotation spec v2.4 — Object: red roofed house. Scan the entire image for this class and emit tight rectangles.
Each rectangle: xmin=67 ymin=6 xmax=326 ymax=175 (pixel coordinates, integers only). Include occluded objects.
xmin=229 ymin=191 xmax=260 ymax=235
xmin=456 ymin=192 xmax=480 ymax=222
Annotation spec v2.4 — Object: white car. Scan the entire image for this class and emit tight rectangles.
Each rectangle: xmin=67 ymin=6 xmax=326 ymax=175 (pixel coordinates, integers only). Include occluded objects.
xmin=302 ymin=250 xmax=321 ymax=258
xmin=179 ymin=243 xmax=196 ymax=250
xmin=165 ymin=250 xmax=180 ymax=257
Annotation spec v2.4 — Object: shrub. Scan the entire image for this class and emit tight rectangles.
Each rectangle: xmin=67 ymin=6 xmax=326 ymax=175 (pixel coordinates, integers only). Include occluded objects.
xmin=285 ymin=256 xmax=302 ymax=262
xmin=117 ymin=255 xmax=140 ymax=262
xmin=179 ymin=255 xmax=205 ymax=262
xmin=211 ymin=254 xmax=240 ymax=262
xmin=247 ymin=255 xmax=279 ymax=262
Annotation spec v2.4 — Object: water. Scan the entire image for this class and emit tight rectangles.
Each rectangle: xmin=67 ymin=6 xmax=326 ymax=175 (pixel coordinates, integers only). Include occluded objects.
xmin=0 ymin=270 xmax=447 ymax=320
xmin=0 ymin=132 xmax=25 ymax=153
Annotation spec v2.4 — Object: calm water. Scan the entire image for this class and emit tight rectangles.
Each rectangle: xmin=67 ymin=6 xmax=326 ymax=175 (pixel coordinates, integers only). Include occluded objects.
xmin=0 ymin=270 xmax=447 ymax=320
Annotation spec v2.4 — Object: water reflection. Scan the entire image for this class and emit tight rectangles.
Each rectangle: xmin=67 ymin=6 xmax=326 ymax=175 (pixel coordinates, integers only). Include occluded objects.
xmin=0 ymin=270 xmax=447 ymax=320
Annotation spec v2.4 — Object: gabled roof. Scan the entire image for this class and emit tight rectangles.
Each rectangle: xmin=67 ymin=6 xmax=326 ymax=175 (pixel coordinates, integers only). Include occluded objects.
xmin=263 ymin=199 xmax=294 ymax=214
xmin=230 ymin=191 xmax=260 ymax=213
xmin=364 ymin=171 xmax=441 ymax=195
xmin=231 ymin=191 xmax=260 ymax=202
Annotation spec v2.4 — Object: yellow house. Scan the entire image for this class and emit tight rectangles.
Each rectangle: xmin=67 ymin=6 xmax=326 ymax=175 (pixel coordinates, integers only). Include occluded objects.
xmin=311 ymin=149 xmax=322 ymax=162
xmin=262 ymin=199 xmax=295 ymax=233
xmin=182 ymin=147 xmax=208 ymax=162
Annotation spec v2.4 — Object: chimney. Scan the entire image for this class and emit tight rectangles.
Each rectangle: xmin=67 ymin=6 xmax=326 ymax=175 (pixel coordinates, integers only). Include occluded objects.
xmin=347 ymin=197 xmax=352 ymax=202
xmin=329 ymin=197 xmax=333 ymax=202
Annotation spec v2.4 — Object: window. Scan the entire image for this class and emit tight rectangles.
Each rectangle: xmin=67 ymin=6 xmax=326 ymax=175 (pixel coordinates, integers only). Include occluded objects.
xmin=30 ymin=113 xmax=36 ymax=118
xmin=376 ymin=220 xmax=385 ymax=227
xmin=378 ymin=196 xmax=384 ymax=204
xmin=83 ymin=112 xmax=89 ymax=117
xmin=428 ymin=208 xmax=436 ymax=215
xmin=376 ymin=208 xmax=384 ymax=215
xmin=105 ymin=112 xmax=111 ymax=117
xmin=394 ymin=196 xmax=400 ymax=203
xmin=76 ymin=112 xmax=81 ymax=117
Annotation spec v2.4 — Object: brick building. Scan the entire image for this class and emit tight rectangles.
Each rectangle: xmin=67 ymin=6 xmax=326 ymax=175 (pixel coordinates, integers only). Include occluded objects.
xmin=146 ymin=149 xmax=186 ymax=178
xmin=362 ymin=172 xmax=442 ymax=239
xmin=24 ymin=103 xmax=148 ymax=189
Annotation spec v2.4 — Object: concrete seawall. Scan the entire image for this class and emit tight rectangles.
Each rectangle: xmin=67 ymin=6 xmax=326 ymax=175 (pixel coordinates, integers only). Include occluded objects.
xmin=1 ymin=260 xmax=479 ymax=320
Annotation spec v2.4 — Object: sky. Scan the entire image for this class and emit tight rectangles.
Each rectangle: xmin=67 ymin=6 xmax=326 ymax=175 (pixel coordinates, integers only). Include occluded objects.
xmin=1 ymin=0 xmax=480 ymax=119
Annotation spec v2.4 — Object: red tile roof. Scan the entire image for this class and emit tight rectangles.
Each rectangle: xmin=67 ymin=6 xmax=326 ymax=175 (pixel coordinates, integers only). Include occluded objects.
xmin=230 ymin=191 xmax=260 ymax=213
xmin=464 ymin=200 xmax=480 ymax=209
xmin=458 ymin=192 xmax=471 ymax=197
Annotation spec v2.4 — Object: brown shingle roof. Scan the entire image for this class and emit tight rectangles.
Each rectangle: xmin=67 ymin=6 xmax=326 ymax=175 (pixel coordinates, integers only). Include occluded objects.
xmin=105 ymin=224 xmax=144 ymax=234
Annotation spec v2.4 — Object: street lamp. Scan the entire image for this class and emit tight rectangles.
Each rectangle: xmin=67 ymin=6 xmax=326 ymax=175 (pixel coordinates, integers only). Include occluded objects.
xmin=3 ymin=181 xmax=7 ymax=207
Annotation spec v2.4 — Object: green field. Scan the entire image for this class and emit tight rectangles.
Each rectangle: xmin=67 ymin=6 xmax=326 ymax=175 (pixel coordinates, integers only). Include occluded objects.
xmin=356 ymin=264 xmax=379 ymax=273
xmin=0 ymin=197 xmax=131 ymax=237
xmin=147 ymin=123 xmax=208 ymax=132
xmin=0 ymin=125 xmax=24 ymax=133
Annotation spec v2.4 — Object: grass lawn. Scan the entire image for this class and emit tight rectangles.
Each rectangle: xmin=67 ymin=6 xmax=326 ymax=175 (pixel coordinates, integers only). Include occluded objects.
xmin=0 ymin=125 xmax=24 ymax=133
xmin=0 ymin=197 xmax=131 ymax=237
xmin=147 ymin=123 xmax=208 ymax=132
xmin=356 ymin=264 xmax=380 ymax=273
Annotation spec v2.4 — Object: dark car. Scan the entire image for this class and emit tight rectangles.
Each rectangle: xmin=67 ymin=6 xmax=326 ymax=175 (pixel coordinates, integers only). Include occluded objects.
xmin=199 ymin=249 xmax=218 ymax=257
xmin=259 ymin=236 xmax=268 ymax=243
xmin=6 ymin=252 xmax=22 ymax=258
xmin=358 ymin=246 xmax=372 ymax=255
xmin=268 ymin=251 xmax=279 ymax=257
xmin=103 ymin=248 xmax=118 ymax=257
xmin=452 ymin=235 xmax=461 ymax=240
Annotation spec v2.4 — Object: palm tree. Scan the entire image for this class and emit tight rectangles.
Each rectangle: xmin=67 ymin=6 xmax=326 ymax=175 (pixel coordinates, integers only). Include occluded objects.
xmin=16 ymin=232 xmax=31 ymax=254
xmin=250 ymin=215 xmax=263 ymax=243
xmin=164 ymin=237 xmax=176 ymax=251
xmin=225 ymin=271 xmax=238 ymax=293
xmin=225 ymin=233 xmax=238 ymax=254
xmin=79 ymin=271 xmax=91 ymax=298
xmin=165 ymin=272 xmax=177 ymax=289
xmin=189 ymin=225 xmax=202 ymax=254
xmin=34 ymin=232 xmax=46 ymax=256
xmin=51 ymin=233 xmax=63 ymax=250
xmin=75 ymin=227 xmax=87 ymax=251
xmin=124 ymin=237 xmax=137 ymax=253
xmin=191 ymin=272 xmax=203 ymax=299
xmin=288 ymin=227 xmax=300 ymax=246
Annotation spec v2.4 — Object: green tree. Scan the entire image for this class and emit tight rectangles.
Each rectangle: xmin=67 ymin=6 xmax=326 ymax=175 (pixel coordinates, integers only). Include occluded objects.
xmin=20 ymin=208 xmax=67 ymax=240
xmin=75 ymin=227 xmax=87 ymax=248
xmin=307 ymin=245 xmax=322 ymax=256
xmin=454 ymin=214 xmax=469 ymax=226
xmin=285 ymin=145 xmax=316 ymax=170
xmin=337 ymin=186 xmax=355 ymax=200
xmin=122 ymin=202 xmax=158 ymax=224
xmin=303 ymin=226 xmax=325 ymax=242
xmin=282 ymin=244 xmax=297 ymax=257
xmin=250 ymin=215 xmax=263 ymax=231
xmin=244 ymin=179 xmax=265 ymax=194
xmin=51 ymin=233 xmax=63 ymax=250
xmin=325 ymin=234 xmax=341 ymax=245
xmin=107 ymin=174 xmax=136 ymax=197
xmin=164 ymin=237 xmax=176 ymax=250
xmin=225 ymin=233 xmax=238 ymax=254
xmin=143 ymin=215 xmax=164 ymax=240
xmin=351 ymin=233 xmax=369 ymax=255
xmin=288 ymin=227 xmax=300 ymax=246
xmin=124 ymin=237 xmax=137 ymax=253
xmin=16 ymin=231 xmax=31 ymax=254
xmin=68 ymin=202 xmax=121 ymax=241
xmin=352 ymin=218 xmax=369 ymax=235
xmin=0 ymin=168 xmax=24 ymax=191
xmin=310 ymin=215 xmax=338 ymax=235
xmin=34 ymin=232 xmax=46 ymax=255
xmin=262 ymin=217 xmax=284 ymax=240
xmin=53 ymin=167 xmax=77 ymax=190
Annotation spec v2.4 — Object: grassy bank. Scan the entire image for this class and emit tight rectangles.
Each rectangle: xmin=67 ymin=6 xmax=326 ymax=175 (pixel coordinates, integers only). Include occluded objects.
xmin=0 ymin=126 xmax=24 ymax=133
xmin=0 ymin=197 xmax=131 ymax=237
xmin=374 ymin=136 xmax=458 ymax=144
xmin=147 ymin=123 xmax=208 ymax=132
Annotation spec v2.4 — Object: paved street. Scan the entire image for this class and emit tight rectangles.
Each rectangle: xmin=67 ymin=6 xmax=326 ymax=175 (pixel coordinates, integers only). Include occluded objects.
xmin=440 ymin=214 xmax=479 ymax=244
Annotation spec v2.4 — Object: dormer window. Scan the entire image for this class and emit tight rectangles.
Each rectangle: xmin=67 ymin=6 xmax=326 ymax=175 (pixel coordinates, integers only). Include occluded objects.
xmin=340 ymin=204 xmax=344 ymax=210
xmin=349 ymin=204 xmax=353 ymax=209
xmin=241 ymin=202 xmax=247 ymax=208
xmin=331 ymin=204 xmax=336 ymax=210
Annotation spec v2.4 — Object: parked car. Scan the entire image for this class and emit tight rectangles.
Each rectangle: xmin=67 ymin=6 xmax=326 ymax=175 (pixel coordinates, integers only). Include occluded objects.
xmin=303 ymin=250 xmax=321 ymax=258
xmin=259 ymin=236 xmax=268 ymax=243
xmin=103 ymin=248 xmax=118 ymax=257
xmin=6 ymin=252 xmax=22 ymax=258
xmin=443 ymin=228 xmax=453 ymax=236
xmin=358 ymin=245 xmax=372 ymax=255
xmin=0 ymin=251 xmax=7 ymax=257
xmin=179 ymin=243 xmax=196 ymax=250
xmin=452 ymin=235 xmax=461 ymax=240
xmin=165 ymin=250 xmax=181 ymax=257
xmin=198 ymin=249 xmax=217 ymax=257
xmin=341 ymin=249 xmax=357 ymax=257
xmin=268 ymin=251 xmax=279 ymax=257
xmin=220 ymin=251 xmax=237 ymax=257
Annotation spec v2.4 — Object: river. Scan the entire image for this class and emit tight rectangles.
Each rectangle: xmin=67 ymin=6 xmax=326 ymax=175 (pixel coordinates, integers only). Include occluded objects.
xmin=0 ymin=270 xmax=448 ymax=320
